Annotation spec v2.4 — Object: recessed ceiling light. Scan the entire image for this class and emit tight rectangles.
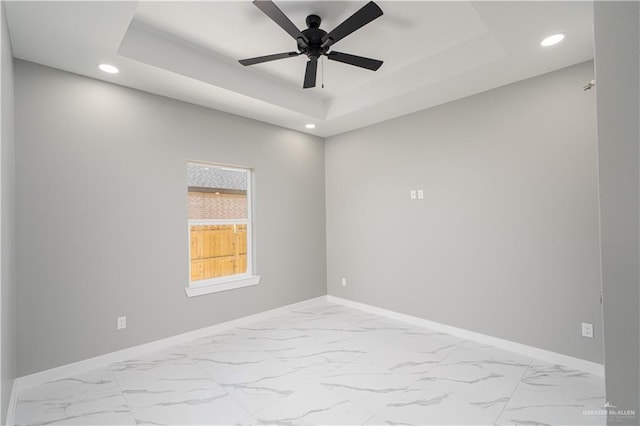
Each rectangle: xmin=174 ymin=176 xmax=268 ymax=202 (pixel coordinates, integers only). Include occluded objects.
xmin=540 ymin=34 xmax=565 ymax=47
xmin=98 ymin=64 xmax=119 ymax=74
xmin=305 ymin=124 xmax=316 ymax=129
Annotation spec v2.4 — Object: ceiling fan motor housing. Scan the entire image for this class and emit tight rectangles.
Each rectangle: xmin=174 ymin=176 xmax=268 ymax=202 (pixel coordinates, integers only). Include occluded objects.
xmin=301 ymin=15 xmax=328 ymax=60
xmin=239 ymin=0 xmax=384 ymax=88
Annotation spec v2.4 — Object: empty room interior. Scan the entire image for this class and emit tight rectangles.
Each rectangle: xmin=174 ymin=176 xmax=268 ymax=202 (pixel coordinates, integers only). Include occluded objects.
xmin=0 ymin=0 xmax=639 ymax=425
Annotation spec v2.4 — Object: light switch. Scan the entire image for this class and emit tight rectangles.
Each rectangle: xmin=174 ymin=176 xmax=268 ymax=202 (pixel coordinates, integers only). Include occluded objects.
xmin=410 ymin=190 xmax=417 ymax=200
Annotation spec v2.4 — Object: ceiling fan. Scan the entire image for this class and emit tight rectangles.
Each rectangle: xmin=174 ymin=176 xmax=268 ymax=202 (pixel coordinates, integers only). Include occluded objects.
xmin=239 ymin=0 xmax=384 ymax=89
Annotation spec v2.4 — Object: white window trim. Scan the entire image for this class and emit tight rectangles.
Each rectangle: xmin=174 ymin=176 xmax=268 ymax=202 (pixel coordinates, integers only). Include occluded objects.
xmin=186 ymin=163 xmax=260 ymax=297
xmin=189 ymin=219 xmax=248 ymax=226
xmin=185 ymin=274 xmax=260 ymax=297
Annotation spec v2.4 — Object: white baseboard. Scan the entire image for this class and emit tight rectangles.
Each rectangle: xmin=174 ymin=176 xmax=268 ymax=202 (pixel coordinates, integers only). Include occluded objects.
xmin=15 ymin=296 xmax=327 ymax=392
xmin=6 ymin=379 xmax=18 ymax=426
xmin=327 ymin=295 xmax=605 ymax=377
xmin=12 ymin=292 xmax=604 ymax=407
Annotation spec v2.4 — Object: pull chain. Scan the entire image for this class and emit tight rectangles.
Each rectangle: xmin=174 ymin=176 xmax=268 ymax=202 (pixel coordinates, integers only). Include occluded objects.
xmin=321 ymin=56 xmax=325 ymax=89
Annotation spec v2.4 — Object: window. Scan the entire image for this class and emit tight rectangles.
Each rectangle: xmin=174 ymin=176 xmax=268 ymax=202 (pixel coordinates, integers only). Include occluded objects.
xmin=185 ymin=162 xmax=259 ymax=297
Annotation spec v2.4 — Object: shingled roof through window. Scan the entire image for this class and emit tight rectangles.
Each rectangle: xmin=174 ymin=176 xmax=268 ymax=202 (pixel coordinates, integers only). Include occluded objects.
xmin=187 ymin=164 xmax=247 ymax=191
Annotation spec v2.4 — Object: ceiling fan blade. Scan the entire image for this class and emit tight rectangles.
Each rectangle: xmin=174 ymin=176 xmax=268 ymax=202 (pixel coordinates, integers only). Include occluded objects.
xmin=321 ymin=1 xmax=382 ymax=48
xmin=303 ymin=59 xmax=317 ymax=89
xmin=253 ymin=0 xmax=308 ymax=46
xmin=326 ymin=51 xmax=383 ymax=71
xmin=239 ymin=52 xmax=301 ymax=66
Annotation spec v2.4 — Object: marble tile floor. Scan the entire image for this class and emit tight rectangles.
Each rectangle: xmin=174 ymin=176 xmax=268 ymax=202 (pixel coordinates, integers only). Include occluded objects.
xmin=14 ymin=301 xmax=605 ymax=426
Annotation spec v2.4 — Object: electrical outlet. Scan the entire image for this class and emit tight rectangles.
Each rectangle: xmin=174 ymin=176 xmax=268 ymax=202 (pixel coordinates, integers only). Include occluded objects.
xmin=117 ymin=316 xmax=127 ymax=330
xmin=341 ymin=278 xmax=347 ymax=287
xmin=417 ymin=189 xmax=424 ymax=200
xmin=581 ymin=322 xmax=593 ymax=338
xmin=410 ymin=190 xmax=417 ymax=200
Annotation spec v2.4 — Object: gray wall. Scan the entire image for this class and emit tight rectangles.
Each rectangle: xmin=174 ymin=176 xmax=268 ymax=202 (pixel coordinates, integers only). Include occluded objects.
xmin=593 ymin=1 xmax=640 ymax=422
xmin=14 ymin=60 xmax=326 ymax=376
xmin=326 ymin=61 xmax=604 ymax=363
xmin=1 ymin=2 xmax=15 ymax=423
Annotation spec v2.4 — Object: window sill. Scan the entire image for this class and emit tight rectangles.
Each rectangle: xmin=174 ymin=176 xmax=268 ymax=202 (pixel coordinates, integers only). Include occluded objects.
xmin=185 ymin=275 xmax=260 ymax=298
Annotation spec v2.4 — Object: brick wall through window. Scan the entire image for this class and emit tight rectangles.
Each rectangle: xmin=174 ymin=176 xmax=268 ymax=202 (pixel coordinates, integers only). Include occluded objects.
xmin=188 ymin=192 xmax=247 ymax=220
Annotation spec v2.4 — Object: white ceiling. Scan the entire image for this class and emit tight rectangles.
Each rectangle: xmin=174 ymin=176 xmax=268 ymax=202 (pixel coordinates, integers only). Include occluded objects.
xmin=5 ymin=1 xmax=594 ymax=137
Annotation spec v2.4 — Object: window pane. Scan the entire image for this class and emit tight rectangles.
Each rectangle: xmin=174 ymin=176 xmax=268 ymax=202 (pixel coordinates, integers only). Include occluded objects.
xmin=187 ymin=163 xmax=249 ymax=282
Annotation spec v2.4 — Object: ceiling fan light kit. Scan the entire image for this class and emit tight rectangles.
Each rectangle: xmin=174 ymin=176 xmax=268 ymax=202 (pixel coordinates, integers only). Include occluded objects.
xmin=239 ymin=0 xmax=384 ymax=89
